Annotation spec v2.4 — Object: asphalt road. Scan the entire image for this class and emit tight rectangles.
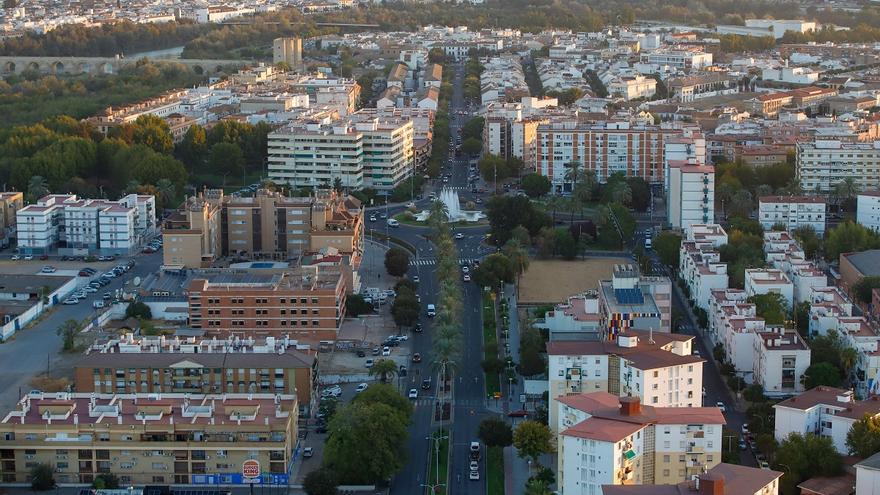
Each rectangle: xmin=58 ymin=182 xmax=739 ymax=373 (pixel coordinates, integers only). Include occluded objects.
xmin=0 ymin=250 xmax=164 ymax=411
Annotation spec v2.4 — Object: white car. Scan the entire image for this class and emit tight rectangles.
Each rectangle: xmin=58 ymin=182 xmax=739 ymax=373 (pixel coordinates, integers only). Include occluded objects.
xmin=406 ymin=202 xmax=416 ymax=208
xmin=355 ymin=383 xmax=369 ymax=393
xmin=469 ymin=460 xmax=478 ymax=471
xmin=321 ymin=385 xmax=342 ymax=398
xmin=469 ymin=471 xmax=480 ymax=481
xmin=408 ymin=388 xmax=418 ymax=399
xmin=454 ymin=232 xmax=464 ymax=239
xmin=62 ymin=298 xmax=79 ymax=305
xmin=395 ymin=335 xmax=408 ymax=341
xmin=461 ymin=266 xmax=469 ymax=274
xmin=23 ymin=255 xmax=33 ymax=260
xmin=463 ymin=274 xmax=471 ymax=282
xmin=382 ymin=346 xmax=391 ymax=356
xmin=412 ymin=275 xmax=420 ymax=283
xmin=716 ymin=401 xmax=726 ymax=413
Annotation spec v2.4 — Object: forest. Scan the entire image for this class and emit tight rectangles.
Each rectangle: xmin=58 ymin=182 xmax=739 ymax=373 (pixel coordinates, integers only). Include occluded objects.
xmin=0 ymin=61 xmax=206 ymax=127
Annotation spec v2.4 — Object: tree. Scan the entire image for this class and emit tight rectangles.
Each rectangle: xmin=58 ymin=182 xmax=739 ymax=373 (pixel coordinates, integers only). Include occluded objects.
xmin=513 ymin=420 xmax=553 ymax=464
xmin=93 ymin=474 xmax=119 ymax=489
xmin=794 ymin=301 xmax=810 ymax=338
xmin=522 ymin=174 xmax=551 ymax=198
xmin=208 ymin=142 xmax=245 ymax=176
xmin=368 ymin=359 xmax=398 ymax=384
xmin=303 ymin=468 xmax=339 ymax=495
xmin=56 ymin=318 xmax=79 ymax=351
xmin=627 ymin=177 xmax=651 ymax=212
xmin=472 ymin=253 xmax=515 ymax=288
xmin=792 ymin=225 xmax=821 ymax=259
xmin=748 ymin=293 xmax=788 ymax=325
xmin=479 ymin=153 xmax=508 ymax=184
xmin=486 ymin=195 xmax=552 ymax=245
xmin=27 ymin=175 xmax=49 ymax=202
xmin=518 ymin=326 xmax=546 ymax=376
xmin=461 ymin=116 xmax=485 ymax=141
xmin=654 ymin=231 xmax=682 ymax=268
xmin=775 ymin=433 xmax=842 ymax=493
xmin=323 ymin=401 xmax=409 ymax=484
xmin=353 ymin=383 xmax=413 ymax=423
xmin=846 ymin=414 xmax=880 ymax=458
xmin=391 ymin=293 xmax=419 ymax=329
xmin=384 ymin=247 xmax=411 ymax=277
xmin=524 ymin=479 xmax=552 ymax=495
xmin=155 ymin=178 xmax=175 ymax=209
xmin=853 ymin=276 xmax=880 ymax=304
xmin=479 ymin=416 xmax=514 ymax=448
xmin=130 ymin=114 xmax=173 ymax=154
xmin=176 ymin=124 xmax=208 ymax=169
xmin=555 ymin=228 xmax=578 ymax=260
xmin=803 ymin=362 xmax=842 ymax=388
xmin=125 ymin=301 xmax=152 ymax=320
xmin=30 ymin=463 xmax=54 ymax=491
xmin=461 ymin=137 xmax=482 ymax=155
xmin=824 ymin=221 xmax=880 ymax=262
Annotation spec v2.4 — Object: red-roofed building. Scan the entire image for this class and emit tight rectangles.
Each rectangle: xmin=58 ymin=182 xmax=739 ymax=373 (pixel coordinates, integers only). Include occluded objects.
xmin=557 ymin=393 xmax=726 ymax=492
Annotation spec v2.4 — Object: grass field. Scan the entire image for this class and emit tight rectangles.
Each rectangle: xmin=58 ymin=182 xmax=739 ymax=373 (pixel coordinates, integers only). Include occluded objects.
xmin=487 ymin=446 xmax=505 ymax=495
xmin=518 ymin=257 xmax=630 ymax=305
xmin=482 ymin=291 xmax=501 ymax=395
xmin=427 ymin=430 xmax=450 ymax=494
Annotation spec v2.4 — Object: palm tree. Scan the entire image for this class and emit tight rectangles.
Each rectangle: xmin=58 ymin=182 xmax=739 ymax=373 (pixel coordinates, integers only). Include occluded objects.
xmin=727 ymin=190 xmax=753 ymax=219
xmin=156 ymin=179 xmax=175 ymax=207
xmin=524 ymin=480 xmax=552 ymax=495
xmin=368 ymin=359 xmax=398 ymax=384
xmin=610 ymin=182 xmax=632 ymax=206
xmin=27 ymin=175 xmax=49 ymax=202
xmin=755 ymin=184 xmax=773 ymax=199
xmin=840 ymin=347 xmax=858 ymax=385
xmin=563 ymin=160 xmax=581 ymax=192
xmin=124 ymin=179 xmax=141 ymax=195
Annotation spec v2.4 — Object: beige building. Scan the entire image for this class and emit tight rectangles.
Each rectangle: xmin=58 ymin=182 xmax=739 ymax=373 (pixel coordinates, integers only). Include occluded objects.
xmin=0 ymin=392 xmax=298 ymax=486
xmin=162 ymin=190 xmax=224 ymax=269
xmin=602 ymin=462 xmax=783 ymax=495
xmin=0 ymin=192 xmax=23 ymax=243
xmin=273 ymin=37 xmax=302 ymax=68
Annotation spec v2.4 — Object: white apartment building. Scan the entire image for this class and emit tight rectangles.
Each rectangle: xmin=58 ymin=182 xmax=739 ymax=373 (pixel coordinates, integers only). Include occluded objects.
xmin=667 ymin=161 xmax=715 ymax=231
xmin=688 ymin=224 xmax=729 ymax=248
xmin=744 ymin=269 xmax=794 ymax=309
xmin=608 ymin=75 xmax=657 ymax=101
xmin=774 ymin=387 xmax=880 ymax=454
xmin=808 ymin=286 xmax=854 ymax=337
xmin=546 ymin=330 xmax=701 ymax=432
xmin=798 ymin=140 xmax=880 ymax=193
xmin=16 ymin=194 xmax=148 ymax=255
xmin=762 ymin=231 xmax=827 ymax=304
xmin=857 ymin=191 xmax=880 ymax=233
xmin=855 ymin=454 xmax=880 ymax=495
xmin=753 ymin=327 xmax=811 ymax=397
xmin=639 ymin=50 xmax=713 ymax=70
xmin=533 ymin=291 xmax=602 ymax=340
xmin=267 ymin=114 xmax=414 ymax=191
xmin=680 ymin=239 xmax=728 ymax=312
xmin=758 ymin=196 xmax=826 ymax=236
xmin=557 ymin=393 xmax=724 ymax=493
xmin=118 ymin=194 xmax=157 ymax=236
xmin=708 ymin=289 xmax=750 ymax=349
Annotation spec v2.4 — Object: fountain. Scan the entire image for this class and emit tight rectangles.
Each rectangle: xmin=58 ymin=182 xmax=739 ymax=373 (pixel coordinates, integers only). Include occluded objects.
xmin=413 ymin=188 xmax=485 ymax=223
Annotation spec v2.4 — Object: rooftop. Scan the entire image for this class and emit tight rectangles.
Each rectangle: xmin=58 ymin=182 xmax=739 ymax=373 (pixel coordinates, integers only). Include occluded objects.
xmin=842 ymin=250 xmax=880 ymax=277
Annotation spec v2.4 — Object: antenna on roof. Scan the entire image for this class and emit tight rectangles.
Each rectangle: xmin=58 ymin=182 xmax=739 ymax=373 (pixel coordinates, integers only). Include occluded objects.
xmin=649 ymin=326 xmax=655 ymax=345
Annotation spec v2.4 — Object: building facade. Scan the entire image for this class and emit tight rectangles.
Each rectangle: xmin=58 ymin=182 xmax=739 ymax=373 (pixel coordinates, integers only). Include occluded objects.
xmin=0 ymin=392 xmax=298 ymax=486
xmin=798 ymin=140 xmax=880 ymax=193
xmin=758 ymin=196 xmax=826 ymax=236
xmin=667 ymin=162 xmax=714 ymax=231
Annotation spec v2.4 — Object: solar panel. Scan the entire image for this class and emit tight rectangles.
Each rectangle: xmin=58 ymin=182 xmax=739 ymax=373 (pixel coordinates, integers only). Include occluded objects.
xmin=614 ymin=288 xmax=644 ymax=305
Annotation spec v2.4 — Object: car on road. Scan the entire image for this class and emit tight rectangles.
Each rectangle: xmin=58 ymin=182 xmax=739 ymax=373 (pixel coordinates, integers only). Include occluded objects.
xmin=10 ymin=254 xmax=19 ymax=260
xmin=716 ymin=401 xmax=726 ymax=413
xmin=469 ymin=471 xmax=480 ymax=481
xmin=408 ymin=388 xmax=418 ymax=399
xmin=470 ymin=441 xmax=481 ymax=460
xmin=739 ymin=439 xmax=747 ymax=450
xmin=302 ymin=447 xmax=314 ymax=458
xmin=386 ymin=218 xmax=400 ymax=227
xmin=355 ymin=383 xmax=369 ymax=393
xmin=380 ymin=212 xmax=388 ymax=219
xmin=412 ymin=275 xmax=420 ymax=283
xmin=426 ymin=304 xmax=436 ymax=317
xmin=24 ymin=255 xmax=33 ymax=260
xmin=395 ymin=334 xmax=408 ymax=341
xmin=321 ymin=385 xmax=342 ymax=398
xmin=461 ymin=265 xmax=469 ymax=274
xmin=40 ymin=266 xmax=56 ymax=273
xmin=741 ymin=424 xmax=749 ymax=435
xmin=414 ymin=323 xmax=423 ymax=333
xmin=463 ymin=274 xmax=471 ymax=282
xmin=369 ymin=215 xmax=377 ymax=222
xmin=103 ymin=292 xmax=112 ymax=300
xmin=421 ymin=378 xmax=432 ymax=390
xmin=365 ymin=359 xmax=374 ymax=368
xmin=454 ymin=232 xmax=464 ymax=239
xmin=406 ymin=201 xmax=416 ymax=208
xmin=469 ymin=460 xmax=478 ymax=471
xmin=382 ymin=346 xmax=391 ymax=356
xmin=62 ymin=298 xmax=79 ymax=305
xmin=412 ymin=352 xmax=422 ymax=363
xmin=759 ymin=461 xmax=770 ymax=470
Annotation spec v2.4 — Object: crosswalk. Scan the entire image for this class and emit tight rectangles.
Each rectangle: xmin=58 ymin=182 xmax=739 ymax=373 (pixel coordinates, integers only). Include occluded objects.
xmin=410 ymin=398 xmax=486 ymax=407
xmin=410 ymin=258 xmax=479 ymax=266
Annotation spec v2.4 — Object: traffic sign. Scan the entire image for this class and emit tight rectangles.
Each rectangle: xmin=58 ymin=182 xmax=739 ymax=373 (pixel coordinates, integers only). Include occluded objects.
xmin=242 ymin=459 xmax=261 ymax=479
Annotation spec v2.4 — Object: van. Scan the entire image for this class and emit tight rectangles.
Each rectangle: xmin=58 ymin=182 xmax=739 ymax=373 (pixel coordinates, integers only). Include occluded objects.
xmin=386 ymin=218 xmax=400 ymax=228
xmin=427 ymin=304 xmax=436 ymax=317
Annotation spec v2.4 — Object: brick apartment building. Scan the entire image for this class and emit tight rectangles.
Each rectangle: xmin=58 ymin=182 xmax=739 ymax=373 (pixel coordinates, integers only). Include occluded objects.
xmin=73 ymin=334 xmax=319 ymax=414
xmin=187 ymin=266 xmax=346 ymax=341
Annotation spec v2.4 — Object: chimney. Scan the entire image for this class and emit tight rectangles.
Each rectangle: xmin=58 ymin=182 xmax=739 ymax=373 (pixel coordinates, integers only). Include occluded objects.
xmin=620 ymin=396 xmax=641 ymax=416
xmin=699 ymin=474 xmax=725 ymax=495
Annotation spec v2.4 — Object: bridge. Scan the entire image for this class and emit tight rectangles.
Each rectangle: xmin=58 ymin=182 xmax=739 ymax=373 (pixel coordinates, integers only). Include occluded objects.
xmin=0 ymin=56 xmax=253 ymax=76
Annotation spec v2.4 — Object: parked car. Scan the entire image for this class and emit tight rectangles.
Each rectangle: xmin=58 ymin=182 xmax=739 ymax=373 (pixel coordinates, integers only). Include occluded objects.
xmin=355 ymin=383 xmax=369 ymax=393
xmin=40 ymin=266 xmax=56 ymax=273
xmin=408 ymin=388 xmax=418 ymax=399
xmin=716 ymin=401 xmax=726 ymax=413
xmin=412 ymin=353 xmax=422 ymax=363
xmin=302 ymin=447 xmax=314 ymax=458
xmin=321 ymin=386 xmax=342 ymax=398
xmin=382 ymin=346 xmax=391 ymax=356
xmin=365 ymin=359 xmax=374 ymax=368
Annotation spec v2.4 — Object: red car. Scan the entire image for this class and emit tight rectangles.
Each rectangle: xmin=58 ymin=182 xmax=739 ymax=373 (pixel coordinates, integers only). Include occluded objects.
xmin=507 ymin=410 xmax=528 ymax=418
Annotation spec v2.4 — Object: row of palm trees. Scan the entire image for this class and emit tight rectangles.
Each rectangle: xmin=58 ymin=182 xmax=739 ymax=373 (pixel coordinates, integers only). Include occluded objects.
xmin=26 ymin=175 xmax=176 ymax=206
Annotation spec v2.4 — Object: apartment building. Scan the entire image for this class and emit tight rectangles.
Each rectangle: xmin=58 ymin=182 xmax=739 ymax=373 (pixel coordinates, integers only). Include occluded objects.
xmin=774 ymin=387 xmax=880 ymax=454
xmin=679 ymin=237 xmax=728 ymax=312
xmin=602 ymin=463 xmax=783 ymax=495
xmin=163 ymin=191 xmax=224 ymax=269
xmin=0 ymin=192 xmax=23 ymax=244
xmin=857 ymin=191 xmax=880 ymax=233
xmin=534 ymin=290 xmax=602 ymax=340
xmin=74 ymin=334 xmax=318 ymax=414
xmin=762 ymin=231 xmax=827 ymax=304
xmin=758 ymin=196 xmax=826 ymax=235
xmin=536 ymin=121 xmax=705 ymax=190
xmin=547 ymin=330 xmax=701 ymax=432
xmin=667 ymin=161 xmax=715 ymax=231
xmin=599 ymin=265 xmax=672 ymax=340
xmin=667 ymin=73 xmax=739 ymax=103
xmin=188 ymin=267 xmax=346 ymax=341
xmin=557 ymin=393 xmax=725 ymax=493
xmin=16 ymin=194 xmax=155 ymax=255
xmin=267 ymin=113 xmax=415 ymax=191
xmin=744 ymin=269 xmax=794 ymax=309
xmin=0 ymin=391 xmax=298 ymax=486
xmin=798 ymin=140 xmax=880 ymax=193
xmin=753 ymin=327 xmax=811 ymax=397
xmin=639 ymin=49 xmax=713 ymax=70
xmin=608 ymin=75 xmax=657 ymax=101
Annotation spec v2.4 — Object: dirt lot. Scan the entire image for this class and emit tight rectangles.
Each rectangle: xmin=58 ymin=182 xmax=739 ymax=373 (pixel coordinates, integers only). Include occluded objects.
xmin=518 ymin=257 xmax=630 ymax=305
